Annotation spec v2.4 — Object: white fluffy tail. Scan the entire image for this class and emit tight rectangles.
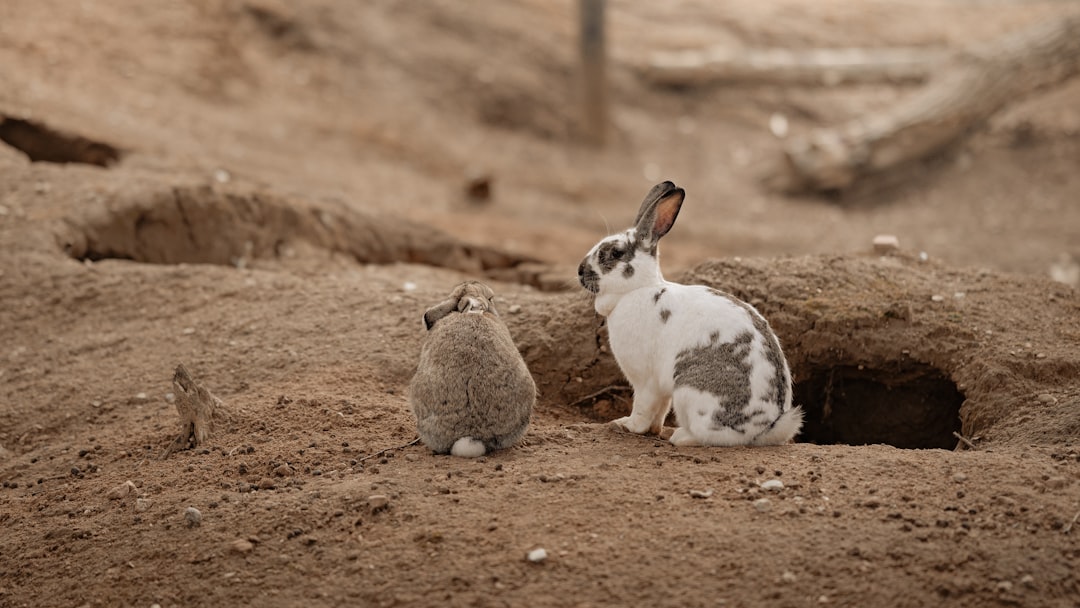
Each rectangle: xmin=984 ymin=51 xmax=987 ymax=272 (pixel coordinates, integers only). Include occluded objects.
xmin=753 ymin=407 xmax=805 ymax=446
xmin=450 ymin=437 xmax=487 ymax=458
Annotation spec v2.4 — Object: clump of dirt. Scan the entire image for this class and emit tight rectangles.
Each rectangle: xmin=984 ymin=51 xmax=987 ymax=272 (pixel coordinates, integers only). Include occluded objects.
xmin=1 ymin=1 xmax=1079 ymax=607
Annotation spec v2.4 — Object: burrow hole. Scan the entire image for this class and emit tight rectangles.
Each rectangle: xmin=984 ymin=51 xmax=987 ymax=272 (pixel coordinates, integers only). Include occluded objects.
xmin=793 ymin=363 xmax=963 ymax=449
xmin=0 ymin=115 xmax=121 ymax=167
xmin=577 ymin=362 xmax=964 ymax=449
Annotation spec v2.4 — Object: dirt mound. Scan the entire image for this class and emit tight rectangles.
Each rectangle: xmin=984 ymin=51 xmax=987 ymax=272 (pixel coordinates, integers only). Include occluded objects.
xmin=2 ymin=1 xmax=1079 ymax=607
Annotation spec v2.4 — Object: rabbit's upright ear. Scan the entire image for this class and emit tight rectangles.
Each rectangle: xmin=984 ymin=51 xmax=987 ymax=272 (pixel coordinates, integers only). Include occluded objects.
xmin=634 ymin=182 xmax=685 ymax=250
xmin=422 ymin=299 xmax=458 ymax=331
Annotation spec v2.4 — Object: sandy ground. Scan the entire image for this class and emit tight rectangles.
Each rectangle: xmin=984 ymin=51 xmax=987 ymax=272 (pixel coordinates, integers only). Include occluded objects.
xmin=2 ymin=1 xmax=1079 ymax=607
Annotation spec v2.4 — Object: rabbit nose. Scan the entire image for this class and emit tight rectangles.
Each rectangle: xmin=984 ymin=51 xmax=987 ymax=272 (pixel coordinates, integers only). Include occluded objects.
xmin=577 ymin=262 xmax=585 ymax=277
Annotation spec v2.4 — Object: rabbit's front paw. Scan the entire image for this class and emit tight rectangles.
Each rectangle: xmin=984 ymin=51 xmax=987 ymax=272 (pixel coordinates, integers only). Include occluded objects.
xmin=610 ymin=415 xmax=651 ymax=434
xmin=669 ymin=427 xmax=701 ymax=447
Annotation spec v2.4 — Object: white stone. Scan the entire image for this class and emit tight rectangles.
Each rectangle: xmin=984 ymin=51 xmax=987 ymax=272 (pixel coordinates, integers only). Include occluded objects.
xmin=527 ymin=548 xmax=548 ymax=563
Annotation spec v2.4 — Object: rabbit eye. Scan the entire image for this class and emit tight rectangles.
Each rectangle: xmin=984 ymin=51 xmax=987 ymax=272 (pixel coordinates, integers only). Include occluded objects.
xmin=611 ymin=248 xmax=624 ymax=259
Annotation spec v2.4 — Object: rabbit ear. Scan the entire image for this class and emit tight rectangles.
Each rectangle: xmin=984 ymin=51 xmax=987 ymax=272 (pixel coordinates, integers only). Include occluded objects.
xmin=634 ymin=182 xmax=685 ymax=248
xmin=422 ymin=298 xmax=458 ymax=331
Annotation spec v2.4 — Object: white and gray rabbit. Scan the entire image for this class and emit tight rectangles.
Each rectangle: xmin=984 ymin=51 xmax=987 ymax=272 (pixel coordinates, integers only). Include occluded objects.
xmin=577 ymin=181 xmax=803 ymax=446
xmin=409 ymin=281 xmax=535 ymax=457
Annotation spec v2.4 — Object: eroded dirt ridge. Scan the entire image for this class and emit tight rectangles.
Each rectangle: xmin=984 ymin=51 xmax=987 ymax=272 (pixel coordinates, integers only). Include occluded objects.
xmin=56 ymin=184 xmax=554 ymax=286
xmin=0 ymin=115 xmax=121 ymax=167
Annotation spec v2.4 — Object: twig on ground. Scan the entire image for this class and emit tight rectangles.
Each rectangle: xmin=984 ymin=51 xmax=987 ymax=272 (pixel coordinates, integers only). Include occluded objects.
xmin=358 ymin=437 xmax=421 ymax=462
xmin=569 ymin=385 xmax=632 ymax=408
xmin=1063 ymin=510 xmax=1080 ymax=535
xmin=953 ymin=431 xmax=977 ymax=450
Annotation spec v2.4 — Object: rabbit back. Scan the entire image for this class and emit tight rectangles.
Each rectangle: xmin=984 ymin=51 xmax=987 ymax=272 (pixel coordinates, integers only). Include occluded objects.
xmin=607 ymin=283 xmax=799 ymax=445
xmin=410 ymin=313 xmax=535 ymax=454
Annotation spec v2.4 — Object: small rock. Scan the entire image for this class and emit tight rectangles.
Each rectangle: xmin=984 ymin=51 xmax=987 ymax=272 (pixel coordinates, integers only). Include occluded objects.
xmin=760 ymin=479 xmax=784 ymax=492
xmin=1045 ymin=476 xmax=1068 ymax=490
xmin=404 ymin=453 xmax=419 ymax=462
xmin=184 ymin=507 xmax=202 ymax=527
xmin=930 ymin=294 xmax=945 ymax=302
xmin=135 ymin=392 xmax=148 ymax=401
xmin=182 ymin=327 xmax=196 ymax=335
xmin=689 ymin=489 xmax=713 ymax=499
xmin=107 ymin=480 xmax=137 ymax=500
xmin=1020 ymin=574 xmax=1035 ymax=587
xmin=527 ymin=548 xmax=548 ymax=563
xmin=258 ymin=477 xmax=276 ymax=490
xmin=781 ymin=571 xmax=797 ymax=583
xmin=135 ymin=498 xmax=153 ymax=512
xmin=996 ymin=581 xmax=1013 ymax=593
xmin=368 ymin=494 xmax=390 ymax=512
xmin=753 ymin=498 xmax=772 ymax=513
xmin=507 ymin=304 xmax=522 ymax=315
xmin=953 ymin=473 xmax=968 ymax=483
xmin=228 ymin=539 xmax=254 ymax=554
xmin=1037 ymin=394 xmax=1056 ymax=404
xmin=464 ymin=172 xmax=493 ymax=203
xmin=1035 ymin=353 xmax=1047 ymax=359
xmin=872 ymin=234 xmax=900 ymax=255
xmin=273 ymin=464 xmax=292 ymax=477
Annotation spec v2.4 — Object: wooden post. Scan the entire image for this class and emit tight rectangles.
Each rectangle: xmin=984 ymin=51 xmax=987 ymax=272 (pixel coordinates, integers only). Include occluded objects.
xmin=579 ymin=0 xmax=608 ymax=146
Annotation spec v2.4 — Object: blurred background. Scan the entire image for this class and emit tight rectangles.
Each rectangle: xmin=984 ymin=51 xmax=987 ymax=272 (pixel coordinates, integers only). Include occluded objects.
xmin=1 ymin=0 xmax=1077 ymax=282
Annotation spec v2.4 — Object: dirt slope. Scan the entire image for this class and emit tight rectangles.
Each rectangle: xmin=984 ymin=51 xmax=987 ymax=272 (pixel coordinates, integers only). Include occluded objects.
xmin=1 ymin=1 xmax=1079 ymax=607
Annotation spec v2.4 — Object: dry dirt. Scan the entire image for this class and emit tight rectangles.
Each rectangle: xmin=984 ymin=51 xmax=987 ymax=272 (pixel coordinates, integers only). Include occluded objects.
xmin=2 ymin=1 xmax=1080 ymax=607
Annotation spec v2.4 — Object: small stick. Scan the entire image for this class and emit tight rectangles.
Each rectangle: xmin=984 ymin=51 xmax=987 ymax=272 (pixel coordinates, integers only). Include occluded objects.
xmin=569 ymin=385 xmax=632 ymax=407
xmin=358 ymin=437 xmax=421 ymax=463
xmin=1063 ymin=510 xmax=1080 ymax=535
xmin=952 ymin=431 xmax=977 ymax=450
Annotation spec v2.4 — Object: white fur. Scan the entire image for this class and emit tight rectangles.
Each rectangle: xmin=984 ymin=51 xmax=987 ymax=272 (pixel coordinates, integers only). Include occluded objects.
xmin=450 ymin=437 xmax=487 ymax=458
xmin=580 ymin=198 xmax=803 ymax=447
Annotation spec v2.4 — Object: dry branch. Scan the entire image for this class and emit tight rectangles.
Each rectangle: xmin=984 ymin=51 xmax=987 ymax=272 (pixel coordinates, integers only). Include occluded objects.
xmin=767 ymin=13 xmax=1080 ymax=193
xmin=644 ymin=47 xmax=944 ymax=87
xmin=162 ymin=364 xmax=223 ymax=458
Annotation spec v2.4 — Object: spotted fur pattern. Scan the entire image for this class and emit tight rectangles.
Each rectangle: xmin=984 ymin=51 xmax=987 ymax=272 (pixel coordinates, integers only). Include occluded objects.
xmin=577 ymin=182 xmax=803 ymax=446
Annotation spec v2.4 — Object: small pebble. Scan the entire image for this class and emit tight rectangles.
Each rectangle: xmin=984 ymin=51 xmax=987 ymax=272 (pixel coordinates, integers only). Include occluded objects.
xmin=527 ymin=548 xmax=548 ymax=563
xmin=273 ymin=464 xmax=291 ymax=477
xmin=135 ymin=498 xmax=153 ymax=512
xmin=258 ymin=478 xmax=276 ymax=490
xmin=872 ymin=234 xmax=900 ymax=255
xmin=228 ymin=539 xmax=254 ymax=554
xmin=753 ymin=498 xmax=772 ymax=513
xmin=507 ymin=304 xmax=522 ymax=315
xmin=781 ymin=571 xmax=797 ymax=583
xmin=107 ymin=480 xmax=137 ymax=500
xmin=953 ymin=473 xmax=968 ymax=483
xmin=368 ymin=494 xmax=390 ymax=512
xmin=760 ymin=479 xmax=784 ymax=492
xmin=1045 ymin=477 xmax=1068 ymax=490
xmin=689 ymin=489 xmax=713 ymax=499
xmin=930 ymin=294 xmax=944 ymax=302
xmin=184 ymin=507 xmax=202 ymax=527
xmin=182 ymin=327 xmax=196 ymax=335
xmin=1037 ymin=394 xmax=1055 ymax=404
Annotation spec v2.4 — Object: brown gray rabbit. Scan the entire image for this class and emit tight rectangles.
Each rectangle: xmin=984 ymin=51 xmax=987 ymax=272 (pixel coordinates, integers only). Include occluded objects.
xmin=409 ymin=281 xmax=535 ymax=457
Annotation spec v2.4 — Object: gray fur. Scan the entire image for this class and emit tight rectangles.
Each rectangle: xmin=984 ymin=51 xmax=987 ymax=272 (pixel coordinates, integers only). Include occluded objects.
xmin=653 ymin=288 xmax=667 ymax=303
xmin=705 ymin=288 xmax=791 ymax=412
xmin=596 ymin=240 xmax=635 ymax=274
xmin=633 ymin=181 xmax=684 ymax=255
xmin=674 ymin=331 xmax=756 ymax=432
xmin=659 ymin=308 xmax=671 ymax=323
xmin=409 ymin=281 xmax=535 ymax=455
